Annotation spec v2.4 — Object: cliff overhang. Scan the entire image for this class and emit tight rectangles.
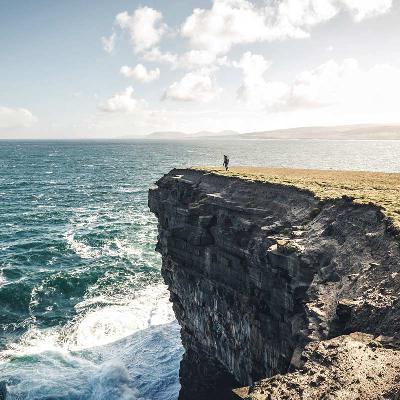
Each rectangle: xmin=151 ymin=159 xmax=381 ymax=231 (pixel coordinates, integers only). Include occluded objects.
xmin=149 ymin=167 xmax=400 ymax=399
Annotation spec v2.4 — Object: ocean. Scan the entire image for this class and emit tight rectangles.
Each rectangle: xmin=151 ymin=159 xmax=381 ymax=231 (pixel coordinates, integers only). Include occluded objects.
xmin=1 ymin=139 xmax=400 ymax=400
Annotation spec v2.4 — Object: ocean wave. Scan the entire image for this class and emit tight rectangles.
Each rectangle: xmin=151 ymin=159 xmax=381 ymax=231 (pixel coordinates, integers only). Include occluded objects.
xmin=1 ymin=321 xmax=182 ymax=400
xmin=65 ymin=227 xmax=147 ymax=262
xmin=88 ymin=362 xmax=140 ymax=400
xmin=2 ymin=283 xmax=174 ymax=357
xmin=65 ymin=230 xmax=100 ymax=259
xmin=0 ymin=283 xmax=180 ymax=400
xmin=67 ymin=284 xmax=175 ymax=350
xmin=0 ymin=271 xmax=6 ymax=285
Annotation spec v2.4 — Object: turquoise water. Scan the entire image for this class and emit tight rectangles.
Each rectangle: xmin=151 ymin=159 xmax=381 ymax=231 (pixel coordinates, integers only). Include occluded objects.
xmin=1 ymin=139 xmax=400 ymax=399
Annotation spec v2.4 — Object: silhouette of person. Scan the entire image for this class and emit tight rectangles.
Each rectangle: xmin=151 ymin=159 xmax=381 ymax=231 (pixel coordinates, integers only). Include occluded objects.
xmin=223 ymin=155 xmax=229 ymax=171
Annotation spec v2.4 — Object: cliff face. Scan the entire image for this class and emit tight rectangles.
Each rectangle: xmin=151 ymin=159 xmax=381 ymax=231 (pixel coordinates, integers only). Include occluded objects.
xmin=148 ymin=168 xmax=400 ymax=399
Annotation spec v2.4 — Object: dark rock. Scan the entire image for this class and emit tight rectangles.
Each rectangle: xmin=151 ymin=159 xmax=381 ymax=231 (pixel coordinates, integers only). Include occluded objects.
xmin=148 ymin=169 xmax=400 ymax=399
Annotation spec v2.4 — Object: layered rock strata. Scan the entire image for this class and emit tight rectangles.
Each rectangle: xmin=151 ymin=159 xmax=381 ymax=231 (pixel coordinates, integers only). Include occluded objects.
xmin=148 ymin=168 xmax=400 ymax=400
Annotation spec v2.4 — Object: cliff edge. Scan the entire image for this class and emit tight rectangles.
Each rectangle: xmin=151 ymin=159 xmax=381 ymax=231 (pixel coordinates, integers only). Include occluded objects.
xmin=148 ymin=167 xmax=400 ymax=399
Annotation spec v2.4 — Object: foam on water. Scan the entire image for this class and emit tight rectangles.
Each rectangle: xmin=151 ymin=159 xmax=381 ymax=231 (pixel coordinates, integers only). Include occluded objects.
xmin=0 ymin=282 xmax=181 ymax=399
xmin=88 ymin=362 xmax=141 ymax=400
xmin=2 ymin=284 xmax=174 ymax=358
xmin=0 ymin=269 xmax=6 ymax=285
xmin=69 ymin=284 xmax=175 ymax=350
xmin=65 ymin=230 xmax=99 ymax=259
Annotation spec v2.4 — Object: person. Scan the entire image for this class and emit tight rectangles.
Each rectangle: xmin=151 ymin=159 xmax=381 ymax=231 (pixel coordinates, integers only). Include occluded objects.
xmin=223 ymin=155 xmax=229 ymax=171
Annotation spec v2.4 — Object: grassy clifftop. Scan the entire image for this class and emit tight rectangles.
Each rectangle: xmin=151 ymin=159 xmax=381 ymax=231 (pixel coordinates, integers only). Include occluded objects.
xmin=194 ymin=167 xmax=400 ymax=230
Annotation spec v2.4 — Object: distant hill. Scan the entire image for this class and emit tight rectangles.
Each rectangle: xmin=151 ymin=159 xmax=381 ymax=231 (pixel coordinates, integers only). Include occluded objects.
xmin=125 ymin=124 xmax=400 ymax=140
xmin=144 ymin=130 xmax=240 ymax=140
xmin=146 ymin=131 xmax=188 ymax=140
xmin=241 ymin=124 xmax=400 ymax=140
xmin=191 ymin=130 xmax=238 ymax=138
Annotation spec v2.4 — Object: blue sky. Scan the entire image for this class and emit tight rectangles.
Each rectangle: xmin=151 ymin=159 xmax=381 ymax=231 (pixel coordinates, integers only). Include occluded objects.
xmin=1 ymin=0 xmax=400 ymax=138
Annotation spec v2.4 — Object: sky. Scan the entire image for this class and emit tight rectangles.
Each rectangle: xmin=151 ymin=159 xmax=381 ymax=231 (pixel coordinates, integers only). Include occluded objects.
xmin=1 ymin=0 xmax=400 ymax=139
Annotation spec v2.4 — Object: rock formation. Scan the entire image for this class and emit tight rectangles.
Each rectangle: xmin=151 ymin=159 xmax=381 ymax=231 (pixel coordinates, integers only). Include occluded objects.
xmin=148 ymin=168 xmax=400 ymax=399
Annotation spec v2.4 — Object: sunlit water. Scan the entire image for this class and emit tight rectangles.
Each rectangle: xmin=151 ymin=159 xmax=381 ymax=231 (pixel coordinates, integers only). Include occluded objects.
xmin=0 ymin=139 xmax=400 ymax=399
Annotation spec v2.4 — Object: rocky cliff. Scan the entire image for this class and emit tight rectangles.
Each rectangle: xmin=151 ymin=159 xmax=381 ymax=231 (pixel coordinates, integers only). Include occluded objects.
xmin=148 ymin=168 xmax=400 ymax=400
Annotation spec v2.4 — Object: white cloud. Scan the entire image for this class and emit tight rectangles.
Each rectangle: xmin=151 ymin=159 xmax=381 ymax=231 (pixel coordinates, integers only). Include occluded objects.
xmin=340 ymin=0 xmax=392 ymax=22
xmin=120 ymin=64 xmax=160 ymax=82
xmin=234 ymin=51 xmax=271 ymax=85
xmin=116 ymin=7 xmax=167 ymax=53
xmin=106 ymin=0 xmax=393 ymax=73
xmin=141 ymin=48 xmax=229 ymax=70
xmin=181 ymin=0 xmax=393 ymax=55
xmin=294 ymin=59 xmax=400 ymax=111
xmin=287 ymin=59 xmax=360 ymax=108
xmin=108 ymin=0 xmax=392 ymax=73
xmin=0 ymin=107 xmax=37 ymax=129
xmin=141 ymin=47 xmax=179 ymax=67
xmin=236 ymin=57 xmax=400 ymax=114
xmin=100 ymin=87 xmax=147 ymax=113
xmin=163 ymin=69 xmax=221 ymax=102
xmin=235 ymin=52 xmax=291 ymax=109
xmin=101 ymin=32 xmax=116 ymax=53
xmin=179 ymin=50 xmax=218 ymax=68
xmin=182 ymin=0 xmax=273 ymax=55
xmin=178 ymin=50 xmax=232 ymax=69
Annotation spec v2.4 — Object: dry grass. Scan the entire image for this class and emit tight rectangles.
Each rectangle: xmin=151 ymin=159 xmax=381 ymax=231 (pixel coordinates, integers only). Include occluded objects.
xmin=194 ymin=167 xmax=400 ymax=230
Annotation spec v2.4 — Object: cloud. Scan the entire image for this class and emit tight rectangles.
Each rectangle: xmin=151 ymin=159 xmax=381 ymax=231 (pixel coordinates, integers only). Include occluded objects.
xmin=108 ymin=1 xmax=392 ymax=72
xmin=178 ymin=50 xmax=231 ymax=69
xmin=141 ymin=47 xmax=179 ymax=68
xmin=236 ymin=57 xmax=400 ymax=114
xmin=0 ymin=106 xmax=37 ymax=129
xmin=163 ymin=69 xmax=221 ymax=102
xmin=181 ymin=0 xmax=393 ymax=55
xmin=290 ymin=59 xmax=400 ymax=111
xmin=340 ymin=0 xmax=392 ymax=22
xmin=120 ymin=64 xmax=160 ymax=82
xmin=141 ymin=48 xmax=229 ymax=70
xmin=234 ymin=51 xmax=271 ymax=86
xmin=179 ymin=50 xmax=218 ymax=68
xmin=116 ymin=7 xmax=167 ymax=53
xmin=234 ymin=52 xmax=291 ymax=109
xmin=100 ymin=87 xmax=147 ymax=113
xmin=182 ymin=0 xmax=274 ymax=55
xmin=101 ymin=32 xmax=116 ymax=53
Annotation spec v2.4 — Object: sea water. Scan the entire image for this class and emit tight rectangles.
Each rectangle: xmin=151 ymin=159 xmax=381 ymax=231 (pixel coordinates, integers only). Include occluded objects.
xmin=1 ymin=139 xmax=400 ymax=400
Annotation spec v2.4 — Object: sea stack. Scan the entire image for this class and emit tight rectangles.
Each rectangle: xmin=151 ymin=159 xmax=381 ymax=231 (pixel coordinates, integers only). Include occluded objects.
xmin=148 ymin=167 xmax=400 ymax=399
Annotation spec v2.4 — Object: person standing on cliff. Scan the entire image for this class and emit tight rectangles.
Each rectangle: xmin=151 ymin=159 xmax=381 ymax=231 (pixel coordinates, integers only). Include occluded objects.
xmin=223 ymin=155 xmax=229 ymax=171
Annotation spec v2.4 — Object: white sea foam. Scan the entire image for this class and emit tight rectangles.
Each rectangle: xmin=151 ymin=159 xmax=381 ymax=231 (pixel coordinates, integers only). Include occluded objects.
xmin=88 ymin=361 xmax=140 ymax=400
xmin=1 ymin=326 xmax=67 ymax=360
xmin=2 ymin=348 xmax=144 ymax=399
xmin=68 ymin=284 xmax=174 ymax=350
xmin=2 ymin=283 xmax=174 ymax=357
xmin=65 ymin=229 xmax=146 ymax=261
xmin=0 ymin=271 xmax=6 ymax=285
xmin=0 ymin=281 xmax=178 ymax=399
xmin=65 ymin=229 xmax=100 ymax=259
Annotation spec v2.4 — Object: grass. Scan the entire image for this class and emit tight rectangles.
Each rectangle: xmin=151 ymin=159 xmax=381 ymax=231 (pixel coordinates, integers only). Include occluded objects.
xmin=193 ymin=167 xmax=400 ymax=230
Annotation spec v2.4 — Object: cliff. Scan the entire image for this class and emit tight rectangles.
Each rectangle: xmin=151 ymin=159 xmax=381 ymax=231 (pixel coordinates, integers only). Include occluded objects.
xmin=148 ymin=168 xmax=400 ymax=400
